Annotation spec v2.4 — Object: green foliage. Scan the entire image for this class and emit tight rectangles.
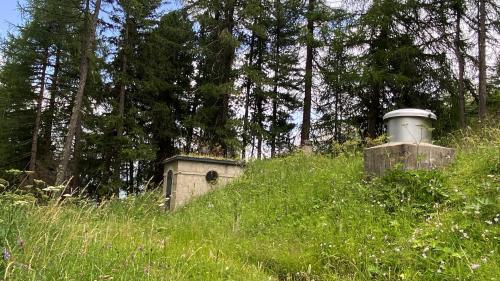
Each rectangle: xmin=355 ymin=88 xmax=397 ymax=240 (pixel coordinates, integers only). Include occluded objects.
xmin=369 ymin=168 xmax=450 ymax=215
xmin=0 ymin=128 xmax=498 ymax=280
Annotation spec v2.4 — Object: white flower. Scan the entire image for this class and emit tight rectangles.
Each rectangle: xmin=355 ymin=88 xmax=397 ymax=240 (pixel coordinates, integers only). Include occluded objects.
xmin=470 ymin=264 xmax=480 ymax=270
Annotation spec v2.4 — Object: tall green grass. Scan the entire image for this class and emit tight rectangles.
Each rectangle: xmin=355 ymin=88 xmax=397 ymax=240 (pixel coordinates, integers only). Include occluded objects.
xmin=0 ymin=126 xmax=499 ymax=280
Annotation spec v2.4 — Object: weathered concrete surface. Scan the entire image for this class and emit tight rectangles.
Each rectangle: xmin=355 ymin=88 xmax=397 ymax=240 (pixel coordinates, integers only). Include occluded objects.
xmin=163 ymin=156 xmax=244 ymax=210
xmin=364 ymin=142 xmax=455 ymax=177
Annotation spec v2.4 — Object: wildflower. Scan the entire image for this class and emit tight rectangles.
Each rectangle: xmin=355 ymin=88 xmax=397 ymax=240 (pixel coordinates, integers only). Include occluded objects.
xmin=485 ymin=220 xmax=493 ymax=225
xmin=2 ymin=248 xmax=10 ymax=261
xmin=470 ymin=263 xmax=480 ymax=270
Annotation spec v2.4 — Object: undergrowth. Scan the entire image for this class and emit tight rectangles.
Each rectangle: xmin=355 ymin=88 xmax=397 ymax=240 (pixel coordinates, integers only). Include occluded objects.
xmin=0 ymin=125 xmax=499 ymax=280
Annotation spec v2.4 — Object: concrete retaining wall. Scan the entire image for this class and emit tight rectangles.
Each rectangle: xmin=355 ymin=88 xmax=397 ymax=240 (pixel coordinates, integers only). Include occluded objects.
xmin=364 ymin=142 xmax=455 ymax=177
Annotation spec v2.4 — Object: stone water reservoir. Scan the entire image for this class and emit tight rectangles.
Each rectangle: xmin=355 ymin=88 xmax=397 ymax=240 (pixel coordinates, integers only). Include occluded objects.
xmin=364 ymin=108 xmax=455 ymax=177
xmin=163 ymin=155 xmax=244 ymax=210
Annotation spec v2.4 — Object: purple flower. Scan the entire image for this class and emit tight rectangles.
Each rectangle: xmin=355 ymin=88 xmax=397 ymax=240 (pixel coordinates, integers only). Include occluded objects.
xmin=2 ymin=248 xmax=10 ymax=261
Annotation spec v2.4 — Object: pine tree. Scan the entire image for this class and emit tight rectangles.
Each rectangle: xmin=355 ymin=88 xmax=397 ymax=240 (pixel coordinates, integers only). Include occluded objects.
xmin=0 ymin=0 xmax=83 ymax=181
xmin=56 ymin=0 xmax=102 ymax=185
xmin=136 ymin=10 xmax=195 ymax=184
xmin=300 ymin=0 xmax=315 ymax=145
xmin=187 ymin=0 xmax=239 ymax=156
xmin=105 ymin=0 xmax=162 ymax=189
xmin=266 ymin=0 xmax=301 ymax=156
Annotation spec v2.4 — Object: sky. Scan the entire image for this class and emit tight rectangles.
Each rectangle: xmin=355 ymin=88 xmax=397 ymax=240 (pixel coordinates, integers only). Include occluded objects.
xmin=0 ymin=0 xmax=180 ymax=40
xmin=0 ymin=0 xmax=24 ymax=39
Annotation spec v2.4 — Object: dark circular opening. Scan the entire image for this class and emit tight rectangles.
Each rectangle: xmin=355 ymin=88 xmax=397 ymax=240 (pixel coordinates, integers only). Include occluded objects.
xmin=205 ymin=170 xmax=219 ymax=184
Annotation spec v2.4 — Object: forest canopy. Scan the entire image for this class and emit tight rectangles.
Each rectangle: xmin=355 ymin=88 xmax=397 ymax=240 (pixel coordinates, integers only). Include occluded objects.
xmin=0 ymin=0 xmax=498 ymax=197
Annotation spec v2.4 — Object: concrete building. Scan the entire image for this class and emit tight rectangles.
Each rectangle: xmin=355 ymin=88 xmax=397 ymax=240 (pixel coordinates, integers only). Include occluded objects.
xmin=364 ymin=109 xmax=455 ymax=177
xmin=163 ymin=155 xmax=244 ymax=210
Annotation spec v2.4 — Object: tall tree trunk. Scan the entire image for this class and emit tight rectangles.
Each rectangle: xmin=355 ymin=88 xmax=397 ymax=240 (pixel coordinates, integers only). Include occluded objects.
xmin=301 ymin=0 xmax=315 ymax=145
xmin=366 ymin=86 xmax=380 ymax=138
xmin=271 ymin=21 xmax=281 ymax=158
xmin=334 ymin=89 xmax=340 ymax=141
xmin=242 ymin=33 xmax=255 ymax=160
xmin=43 ymin=47 xmax=61 ymax=153
xmin=478 ymin=0 xmax=487 ymax=120
xmin=113 ymin=15 xmax=130 ymax=183
xmin=251 ymin=134 xmax=256 ymax=158
xmin=71 ymin=112 xmax=82 ymax=192
xmin=271 ymin=96 xmax=277 ymax=157
xmin=256 ymin=36 xmax=264 ymax=160
xmin=29 ymin=46 xmax=50 ymax=175
xmin=453 ymin=6 xmax=466 ymax=128
xmin=128 ymin=160 xmax=134 ymax=193
xmin=216 ymin=4 xmax=235 ymax=156
xmin=56 ymin=0 xmax=101 ymax=185
xmin=185 ymin=100 xmax=197 ymax=153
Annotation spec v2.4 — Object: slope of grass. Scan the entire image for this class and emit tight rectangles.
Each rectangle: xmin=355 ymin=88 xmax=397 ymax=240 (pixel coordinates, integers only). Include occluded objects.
xmin=0 ymin=127 xmax=499 ymax=280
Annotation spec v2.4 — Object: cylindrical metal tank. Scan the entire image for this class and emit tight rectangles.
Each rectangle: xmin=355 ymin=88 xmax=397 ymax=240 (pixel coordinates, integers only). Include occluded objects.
xmin=383 ymin=108 xmax=437 ymax=144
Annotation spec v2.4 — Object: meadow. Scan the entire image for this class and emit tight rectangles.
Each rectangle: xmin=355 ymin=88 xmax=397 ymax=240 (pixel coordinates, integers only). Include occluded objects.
xmin=0 ymin=126 xmax=499 ymax=280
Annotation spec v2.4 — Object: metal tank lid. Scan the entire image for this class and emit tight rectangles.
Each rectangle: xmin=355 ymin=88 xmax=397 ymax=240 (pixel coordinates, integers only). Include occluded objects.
xmin=383 ymin=108 xmax=437 ymax=120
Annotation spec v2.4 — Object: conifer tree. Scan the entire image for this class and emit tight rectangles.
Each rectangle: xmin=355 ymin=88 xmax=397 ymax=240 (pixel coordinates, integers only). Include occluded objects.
xmin=266 ymin=0 xmax=301 ymax=156
xmin=56 ymin=0 xmax=102 ymax=185
xmin=187 ymin=0 xmax=239 ymax=156
xmin=301 ymin=0 xmax=315 ymax=145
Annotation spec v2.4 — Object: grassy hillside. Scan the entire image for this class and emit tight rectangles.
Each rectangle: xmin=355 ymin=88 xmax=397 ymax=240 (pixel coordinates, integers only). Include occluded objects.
xmin=1 ymin=127 xmax=499 ymax=280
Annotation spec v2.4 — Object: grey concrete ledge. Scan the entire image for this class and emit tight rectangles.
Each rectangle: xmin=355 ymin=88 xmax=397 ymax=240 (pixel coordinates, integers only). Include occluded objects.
xmin=364 ymin=142 xmax=455 ymax=177
xmin=163 ymin=155 xmax=244 ymax=166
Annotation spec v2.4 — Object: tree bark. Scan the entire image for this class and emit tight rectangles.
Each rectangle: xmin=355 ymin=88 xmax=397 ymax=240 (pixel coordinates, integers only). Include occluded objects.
xmin=256 ymin=35 xmax=264 ymax=160
xmin=366 ymin=86 xmax=381 ymax=139
xmin=43 ymin=47 xmax=61 ymax=153
xmin=56 ymin=0 xmax=101 ymax=185
xmin=29 ymin=46 xmax=50 ymax=175
xmin=334 ymin=90 xmax=340 ymax=141
xmin=453 ymin=6 xmax=466 ymax=128
xmin=478 ymin=0 xmax=487 ymax=120
xmin=216 ymin=3 xmax=235 ymax=156
xmin=271 ymin=96 xmax=277 ymax=157
xmin=113 ymin=14 xmax=130 ymax=183
xmin=301 ymin=0 xmax=315 ymax=145
xmin=128 ymin=160 xmax=134 ymax=193
xmin=71 ymin=112 xmax=82 ymax=192
xmin=271 ymin=19 xmax=281 ymax=158
xmin=242 ymin=33 xmax=255 ymax=160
